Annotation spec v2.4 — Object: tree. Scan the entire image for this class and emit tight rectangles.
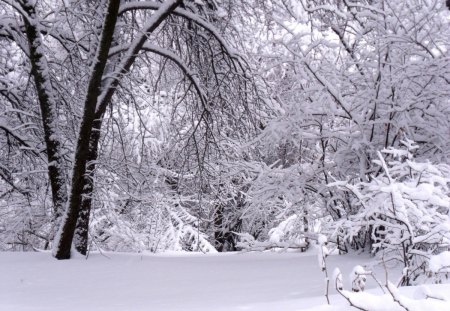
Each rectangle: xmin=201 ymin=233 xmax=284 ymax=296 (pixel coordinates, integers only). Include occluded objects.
xmin=235 ymin=0 xmax=450 ymax=245
xmin=332 ymin=140 xmax=450 ymax=285
xmin=0 ymin=0 xmax=261 ymax=258
xmin=2 ymin=0 xmax=448 ymax=260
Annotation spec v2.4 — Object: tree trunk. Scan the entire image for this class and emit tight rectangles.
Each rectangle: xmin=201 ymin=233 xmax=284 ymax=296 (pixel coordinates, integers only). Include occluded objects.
xmin=54 ymin=0 xmax=182 ymax=259
xmin=214 ymin=203 xmax=225 ymax=251
xmin=71 ymin=0 xmax=183 ymax=256
xmin=74 ymin=120 xmax=101 ymax=255
xmin=21 ymin=2 xmax=68 ymax=224
xmin=53 ymin=0 xmax=121 ymax=259
xmin=73 ymin=174 xmax=93 ymax=255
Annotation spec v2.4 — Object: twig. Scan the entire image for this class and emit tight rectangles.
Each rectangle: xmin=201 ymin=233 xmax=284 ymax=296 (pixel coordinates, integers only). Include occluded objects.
xmin=87 ymin=236 xmax=111 ymax=260
xmin=385 ymin=282 xmax=410 ymax=311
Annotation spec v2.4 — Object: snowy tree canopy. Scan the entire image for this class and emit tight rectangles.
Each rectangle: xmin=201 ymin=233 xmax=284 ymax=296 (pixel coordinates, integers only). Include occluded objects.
xmin=0 ymin=0 xmax=448 ymax=271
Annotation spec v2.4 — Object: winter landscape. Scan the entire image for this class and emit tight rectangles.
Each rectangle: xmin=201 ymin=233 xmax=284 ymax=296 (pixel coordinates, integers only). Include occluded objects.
xmin=1 ymin=0 xmax=450 ymax=310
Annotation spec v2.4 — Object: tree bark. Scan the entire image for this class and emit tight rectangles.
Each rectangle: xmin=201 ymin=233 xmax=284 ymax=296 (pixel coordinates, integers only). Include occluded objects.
xmin=70 ymin=0 xmax=183 ymax=257
xmin=53 ymin=0 xmax=121 ymax=259
xmin=74 ymin=120 xmax=101 ymax=255
xmin=21 ymin=2 xmax=68 ymax=223
xmin=214 ymin=203 xmax=225 ymax=251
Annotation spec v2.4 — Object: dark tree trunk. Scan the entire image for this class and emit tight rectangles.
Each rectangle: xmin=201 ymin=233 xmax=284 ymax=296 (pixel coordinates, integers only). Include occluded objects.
xmin=53 ymin=0 xmax=121 ymax=259
xmin=54 ymin=0 xmax=182 ymax=259
xmin=21 ymin=2 xmax=68 ymax=223
xmin=69 ymin=0 xmax=183 ymax=257
xmin=73 ymin=178 xmax=92 ymax=255
xmin=74 ymin=121 xmax=101 ymax=255
xmin=214 ymin=203 xmax=225 ymax=251
xmin=214 ymin=203 xmax=239 ymax=252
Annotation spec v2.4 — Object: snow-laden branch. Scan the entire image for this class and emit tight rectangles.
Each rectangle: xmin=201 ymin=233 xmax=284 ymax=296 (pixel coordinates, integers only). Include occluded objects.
xmin=108 ymin=43 xmax=207 ymax=109
xmin=95 ymin=0 xmax=183 ymax=118
xmin=0 ymin=122 xmax=39 ymax=155
xmin=53 ymin=0 xmax=123 ymax=260
xmin=300 ymin=0 xmax=349 ymax=20
xmin=0 ymin=163 xmax=30 ymax=195
xmin=0 ymin=0 xmax=30 ymax=21
xmin=118 ymin=1 xmax=246 ymax=64
xmin=303 ymin=61 xmax=357 ymax=123
xmin=0 ymin=18 xmax=29 ymax=53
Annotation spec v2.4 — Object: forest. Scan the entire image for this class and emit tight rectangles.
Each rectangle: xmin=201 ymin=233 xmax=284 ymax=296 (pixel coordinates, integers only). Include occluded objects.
xmin=0 ymin=1 xmax=450 ymax=308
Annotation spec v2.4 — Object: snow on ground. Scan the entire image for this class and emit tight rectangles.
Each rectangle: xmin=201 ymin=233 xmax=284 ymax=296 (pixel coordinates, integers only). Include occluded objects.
xmin=0 ymin=249 xmax=448 ymax=311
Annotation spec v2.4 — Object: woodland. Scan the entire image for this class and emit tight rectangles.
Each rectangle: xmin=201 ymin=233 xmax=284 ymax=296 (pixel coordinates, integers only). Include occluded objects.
xmin=0 ymin=0 xmax=449 ymax=291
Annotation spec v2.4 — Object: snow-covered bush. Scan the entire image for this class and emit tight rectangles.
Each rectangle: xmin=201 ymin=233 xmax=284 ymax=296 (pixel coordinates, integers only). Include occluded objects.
xmin=350 ymin=265 xmax=368 ymax=292
xmin=268 ymin=214 xmax=310 ymax=249
xmin=235 ymin=213 xmax=310 ymax=251
xmin=333 ymin=267 xmax=449 ymax=311
xmin=90 ymin=190 xmax=216 ymax=254
xmin=427 ymin=251 xmax=450 ymax=283
xmin=331 ymin=140 xmax=450 ymax=285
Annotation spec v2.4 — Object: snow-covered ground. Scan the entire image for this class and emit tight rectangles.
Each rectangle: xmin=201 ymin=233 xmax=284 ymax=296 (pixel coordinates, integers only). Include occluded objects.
xmin=1 ymin=250 xmax=449 ymax=310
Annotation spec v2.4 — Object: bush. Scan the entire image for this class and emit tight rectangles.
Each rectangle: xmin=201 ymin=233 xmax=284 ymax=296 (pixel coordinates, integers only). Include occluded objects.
xmin=331 ymin=139 xmax=450 ymax=285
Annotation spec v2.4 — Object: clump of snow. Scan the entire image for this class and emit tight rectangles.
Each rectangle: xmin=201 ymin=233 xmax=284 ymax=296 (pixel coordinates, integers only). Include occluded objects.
xmin=333 ymin=267 xmax=343 ymax=290
xmin=318 ymin=236 xmax=329 ymax=271
xmin=216 ymin=7 xmax=227 ymax=18
xmin=429 ymin=251 xmax=450 ymax=273
xmin=318 ymin=234 xmax=328 ymax=246
xmin=350 ymin=265 xmax=368 ymax=292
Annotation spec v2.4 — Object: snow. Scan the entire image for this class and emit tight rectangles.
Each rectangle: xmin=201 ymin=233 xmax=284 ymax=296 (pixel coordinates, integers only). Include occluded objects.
xmin=333 ymin=268 xmax=343 ymax=290
xmin=0 ymin=251 xmax=379 ymax=310
xmin=216 ymin=7 xmax=227 ymax=18
xmin=429 ymin=251 xmax=450 ymax=273
xmin=318 ymin=234 xmax=328 ymax=245
xmin=350 ymin=265 xmax=368 ymax=292
xmin=1 ymin=250 xmax=448 ymax=311
xmin=118 ymin=1 xmax=243 ymax=61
